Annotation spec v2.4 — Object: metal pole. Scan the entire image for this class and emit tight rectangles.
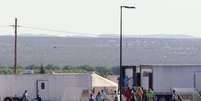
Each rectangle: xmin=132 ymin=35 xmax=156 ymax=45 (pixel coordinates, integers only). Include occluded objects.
xmin=120 ymin=6 xmax=123 ymax=101
xmin=14 ymin=18 xmax=17 ymax=74
xmin=119 ymin=6 xmax=135 ymax=101
xmin=194 ymin=73 xmax=196 ymax=88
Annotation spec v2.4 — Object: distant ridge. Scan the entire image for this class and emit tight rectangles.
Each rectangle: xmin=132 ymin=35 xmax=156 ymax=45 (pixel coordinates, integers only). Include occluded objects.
xmin=97 ymin=34 xmax=195 ymax=39
xmin=0 ymin=35 xmax=201 ymax=66
xmin=137 ymin=34 xmax=195 ymax=39
xmin=0 ymin=33 xmax=196 ymax=39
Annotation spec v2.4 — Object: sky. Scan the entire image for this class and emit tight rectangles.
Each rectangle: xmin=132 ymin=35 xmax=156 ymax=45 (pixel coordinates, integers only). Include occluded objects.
xmin=0 ymin=0 xmax=201 ymax=37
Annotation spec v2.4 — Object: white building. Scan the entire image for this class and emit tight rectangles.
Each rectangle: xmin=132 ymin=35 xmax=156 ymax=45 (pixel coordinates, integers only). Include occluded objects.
xmin=139 ymin=65 xmax=201 ymax=93
xmin=123 ymin=65 xmax=201 ymax=94
xmin=0 ymin=72 xmax=117 ymax=101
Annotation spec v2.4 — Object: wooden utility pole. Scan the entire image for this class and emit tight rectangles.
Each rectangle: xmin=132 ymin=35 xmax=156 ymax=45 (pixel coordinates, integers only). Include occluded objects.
xmin=14 ymin=18 xmax=17 ymax=74
xmin=9 ymin=18 xmax=18 ymax=74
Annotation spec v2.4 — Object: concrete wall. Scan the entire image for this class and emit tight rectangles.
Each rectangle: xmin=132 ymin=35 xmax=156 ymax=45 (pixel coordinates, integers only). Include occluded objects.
xmin=0 ymin=74 xmax=91 ymax=101
xmin=152 ymin=65 xmax=201 ymax=93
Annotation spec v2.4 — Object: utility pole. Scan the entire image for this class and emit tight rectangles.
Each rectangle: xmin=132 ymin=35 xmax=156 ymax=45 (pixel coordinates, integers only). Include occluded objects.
xmin=14 ymin=18 xmax=17 ymax=74
xmin=10 ymin=18 xmax=19 ymax=74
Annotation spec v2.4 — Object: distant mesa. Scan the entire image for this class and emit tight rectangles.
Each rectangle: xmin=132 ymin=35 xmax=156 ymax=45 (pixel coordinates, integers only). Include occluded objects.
xmin=0 ymin=33 xmax=196 ymax=39
xmin=97 ymin=34 xmax=195 ymax=39
xmin=138 ymin=34 xmax=195 ymax=39
xmin=0 ymin=35 xmax=200 ymax=66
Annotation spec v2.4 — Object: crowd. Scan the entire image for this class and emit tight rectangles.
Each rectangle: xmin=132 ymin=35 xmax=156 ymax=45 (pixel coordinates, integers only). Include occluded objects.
xmin=123 ymin=86 xmax=155 ymax=101
xmin=88 ymin=74 xmax=181 ymax=101
xmin=89 ymin=89 xmax=118 ymax=101
xmin=88 ymin=87 xmax=155 ymax=101
xmin=120 ymin=75 xmax=155 ymax=101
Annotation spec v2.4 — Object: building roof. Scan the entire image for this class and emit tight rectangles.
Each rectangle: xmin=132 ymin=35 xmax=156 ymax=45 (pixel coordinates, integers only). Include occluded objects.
xmin=91 ymin=72 xmax=118 ymax=88
xmin=140 ymin=64 xmax=201 ymax=68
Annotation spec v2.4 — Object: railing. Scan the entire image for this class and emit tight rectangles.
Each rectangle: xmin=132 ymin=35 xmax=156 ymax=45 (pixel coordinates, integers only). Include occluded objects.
xmin=171 ymin=88 xmax=201 ymax=101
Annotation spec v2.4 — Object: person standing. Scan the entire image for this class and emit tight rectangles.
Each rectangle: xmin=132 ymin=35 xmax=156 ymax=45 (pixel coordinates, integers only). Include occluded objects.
xmin=112 ymin=90 xmax=118 ymax=101
xmin=35 ymin=94 xmax=42 ymax=101
xmin=147 ymin=88 xmax=155 ymax=101
xmin=131 ymin=86 xmax=136 ymax=101
xmin=22 ymin=90 xmax=28 ymax=101
xmin=89 ymin=94 xmax=95 ymax=101
xmin=172 ymin=90 xmax=179 ymax=101
xmin=136 ymin=87 xmax=143 ymax=101
xmin=124 ymin=76 xmax=129 ymax=87
xmin=125 ymin=87 xmax=132 ymax=101
xmin=96 ymin=92 xmax=101 ymax=101
xmin=100 ymin=90 xmax=106 ymax=101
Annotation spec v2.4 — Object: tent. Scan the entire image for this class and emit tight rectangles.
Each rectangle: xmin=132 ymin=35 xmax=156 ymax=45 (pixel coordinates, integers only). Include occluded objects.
xmin=91 ymin=72 xmax=118 ymax=88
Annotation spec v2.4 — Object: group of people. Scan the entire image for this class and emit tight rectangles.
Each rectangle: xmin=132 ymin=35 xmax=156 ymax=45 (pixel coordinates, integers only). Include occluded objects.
xmin=89 ymin=89 xmax=118 ymax=101
xmin=123 ymin=87 xmax=155 ymax=101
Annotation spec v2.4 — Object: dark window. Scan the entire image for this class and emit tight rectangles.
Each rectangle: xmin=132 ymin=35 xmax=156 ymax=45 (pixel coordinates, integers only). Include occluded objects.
xmin=143 ymin=71 xmax=149 ymax=77
xmin=41 ymin=83 xmax=45 ymax=89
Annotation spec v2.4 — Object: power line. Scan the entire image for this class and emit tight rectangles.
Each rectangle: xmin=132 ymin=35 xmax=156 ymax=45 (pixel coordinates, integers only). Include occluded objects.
xmin=0 ymin=24 xmax=113 ymax=36
xmin=20 ymin=26 xmax=99 ymax=36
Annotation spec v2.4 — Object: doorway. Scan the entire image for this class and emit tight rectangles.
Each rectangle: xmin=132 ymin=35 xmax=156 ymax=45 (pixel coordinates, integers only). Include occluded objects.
xmin=37 ymin=80 xmax=49 ymax=101
xmin=141 ymin=68 xmax=153 ymax=90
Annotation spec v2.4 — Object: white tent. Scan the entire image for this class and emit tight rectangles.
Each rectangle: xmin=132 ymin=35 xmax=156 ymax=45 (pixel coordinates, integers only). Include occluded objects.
xmin=91 ymin=72 xmax=118 ymax=88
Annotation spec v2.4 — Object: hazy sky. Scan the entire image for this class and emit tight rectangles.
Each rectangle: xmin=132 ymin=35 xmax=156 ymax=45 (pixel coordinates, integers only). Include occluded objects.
xmin=0 ymin=0 xmax=201 ymax=37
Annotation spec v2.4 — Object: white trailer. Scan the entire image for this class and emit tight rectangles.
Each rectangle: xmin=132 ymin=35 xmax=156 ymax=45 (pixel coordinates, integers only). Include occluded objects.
xmin=139 ymin=65 xmax=201 ymax=93
xmin=0 ymin=73 xmax=92 ymax=101
xmin=122 ymin=65 xmax=201 ymax=100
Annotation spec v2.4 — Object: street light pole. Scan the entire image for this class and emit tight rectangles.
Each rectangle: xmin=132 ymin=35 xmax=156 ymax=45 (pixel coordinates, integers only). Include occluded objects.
xmin=119 ymin=6 xmax=123 ymax=101
xmin=119 ymin=6 xmax=135 ymax=101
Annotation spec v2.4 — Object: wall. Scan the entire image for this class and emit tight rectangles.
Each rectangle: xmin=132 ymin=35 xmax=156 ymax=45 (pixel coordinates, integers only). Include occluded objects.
xmin=0 ymin=74 xmax=91 ymax=101
xmin=152 ymin=65 xmax=201 ymax=93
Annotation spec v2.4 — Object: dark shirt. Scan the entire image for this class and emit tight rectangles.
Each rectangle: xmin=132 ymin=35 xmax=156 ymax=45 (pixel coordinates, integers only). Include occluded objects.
xmin=35 ymin=96 xmax=42 ymax=101
xmin=89 ymin=96 xmax=94 ymax=101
